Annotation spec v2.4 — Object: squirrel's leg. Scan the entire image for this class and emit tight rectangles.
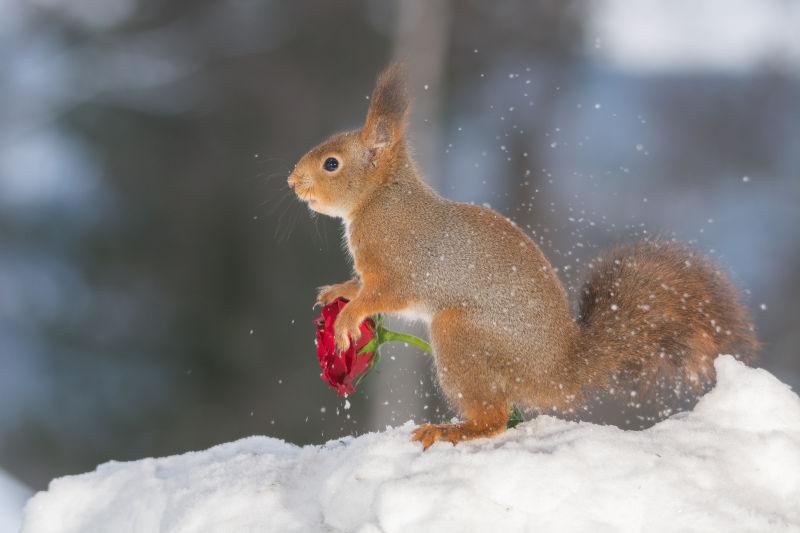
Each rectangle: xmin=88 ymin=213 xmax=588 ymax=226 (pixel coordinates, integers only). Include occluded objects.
xmin=316 ymin=279 xmax=361 ymax=306
xmin=333 ymin=276 xmax=406 ymax=351
xmin=411 ymin=308 xmax=511 ymax=450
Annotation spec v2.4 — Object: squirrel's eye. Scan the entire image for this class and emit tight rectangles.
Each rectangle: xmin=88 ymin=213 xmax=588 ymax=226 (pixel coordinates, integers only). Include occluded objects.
xmin=323 ymin=157 xmax=339 ymax=172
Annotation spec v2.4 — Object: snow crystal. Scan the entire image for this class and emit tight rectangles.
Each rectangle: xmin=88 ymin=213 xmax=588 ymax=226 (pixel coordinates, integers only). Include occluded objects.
xmin=20 ymin=356 xmax=800 ymax=533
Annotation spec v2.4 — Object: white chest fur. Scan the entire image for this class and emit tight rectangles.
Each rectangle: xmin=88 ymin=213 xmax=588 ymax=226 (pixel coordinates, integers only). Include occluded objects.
xmin=394 ymin=304 xmax=432 ymax=325
xmin=342 ymin=220 xmax=356 ymax=258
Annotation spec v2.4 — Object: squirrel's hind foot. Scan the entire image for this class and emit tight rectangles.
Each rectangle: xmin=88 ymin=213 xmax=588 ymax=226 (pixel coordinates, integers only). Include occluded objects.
xmin=411 ymin=411 xmax=507 ymax=450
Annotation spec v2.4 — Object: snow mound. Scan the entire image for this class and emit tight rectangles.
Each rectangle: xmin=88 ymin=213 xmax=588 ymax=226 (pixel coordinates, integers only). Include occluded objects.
xmin=21 ymin=356 xmax=800 ymax=533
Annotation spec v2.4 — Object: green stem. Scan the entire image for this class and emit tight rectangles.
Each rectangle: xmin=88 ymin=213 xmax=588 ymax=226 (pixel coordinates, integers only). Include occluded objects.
xmin=379 ymin=328 xmax=433 ymax=354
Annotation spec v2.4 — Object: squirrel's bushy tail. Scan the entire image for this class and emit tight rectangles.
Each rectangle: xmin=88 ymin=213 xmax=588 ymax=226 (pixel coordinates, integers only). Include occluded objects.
xmin=572 ymin=240 xmax=758 ymax=426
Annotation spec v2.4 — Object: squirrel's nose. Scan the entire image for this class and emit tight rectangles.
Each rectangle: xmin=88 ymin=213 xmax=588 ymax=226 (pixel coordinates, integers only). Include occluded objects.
xmin=287 ymin=173 xmax=296 ymax=189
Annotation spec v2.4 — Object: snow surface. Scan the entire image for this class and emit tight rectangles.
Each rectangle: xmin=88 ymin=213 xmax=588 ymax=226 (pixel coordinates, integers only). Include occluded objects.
xmin=0 ymin=469 xmax=31 ymax=533
xmin=21 ymin=356 xmax=800 ymax=533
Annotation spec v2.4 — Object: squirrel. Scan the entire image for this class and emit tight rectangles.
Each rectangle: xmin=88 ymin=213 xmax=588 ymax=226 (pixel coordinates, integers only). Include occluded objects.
xmin=288 ymin=63 xmax=759 ymax=449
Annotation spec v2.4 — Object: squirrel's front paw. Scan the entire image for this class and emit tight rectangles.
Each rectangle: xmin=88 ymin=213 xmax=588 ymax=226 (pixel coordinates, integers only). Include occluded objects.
xmin=316 ymin=285 xmax=340 ymax=307
xmin=334 ymin=310 xmax=362 ymax=352
xmin=316 ymin=282 xmax=358 ymax=307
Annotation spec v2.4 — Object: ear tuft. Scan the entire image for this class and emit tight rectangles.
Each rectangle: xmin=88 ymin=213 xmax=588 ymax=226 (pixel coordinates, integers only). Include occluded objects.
xmin=362 ymin=62 xmax=409 ymax=151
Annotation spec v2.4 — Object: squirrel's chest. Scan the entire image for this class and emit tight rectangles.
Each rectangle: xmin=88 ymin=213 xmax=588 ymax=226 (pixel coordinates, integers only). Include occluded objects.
xmin=344 ymin=222 xmax=397 ymax=270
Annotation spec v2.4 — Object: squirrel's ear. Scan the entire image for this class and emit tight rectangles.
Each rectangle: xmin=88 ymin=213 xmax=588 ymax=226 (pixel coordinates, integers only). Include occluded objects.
xmin=361 ymin=62 xmax=409 ymax=156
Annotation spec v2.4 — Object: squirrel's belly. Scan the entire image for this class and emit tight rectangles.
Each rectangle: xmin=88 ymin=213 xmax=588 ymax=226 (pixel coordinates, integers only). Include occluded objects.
xmin=393 ymin=304 xmax=433 ymax=325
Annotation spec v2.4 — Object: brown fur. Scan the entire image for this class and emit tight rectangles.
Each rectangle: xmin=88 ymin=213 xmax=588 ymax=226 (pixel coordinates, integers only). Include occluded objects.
xmin=288 ymin=64 xmax=759 ymax=448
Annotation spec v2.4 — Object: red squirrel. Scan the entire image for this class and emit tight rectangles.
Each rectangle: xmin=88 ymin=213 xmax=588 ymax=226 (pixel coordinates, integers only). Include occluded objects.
xmin=288 ymin=63 xmax=758 ymax=449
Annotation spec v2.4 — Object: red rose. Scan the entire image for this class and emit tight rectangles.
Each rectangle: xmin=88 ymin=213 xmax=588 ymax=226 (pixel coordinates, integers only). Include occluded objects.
xmin=315 ymin=298 xmax=376 ymax=396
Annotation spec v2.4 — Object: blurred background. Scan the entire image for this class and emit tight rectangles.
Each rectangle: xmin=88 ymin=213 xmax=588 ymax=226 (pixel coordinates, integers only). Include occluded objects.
xmin=1 ymin=0 xmax=799 ymax=499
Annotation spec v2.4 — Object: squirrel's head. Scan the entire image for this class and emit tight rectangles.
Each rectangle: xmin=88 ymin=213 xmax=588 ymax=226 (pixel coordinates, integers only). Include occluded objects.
xmin=288 ymin=63 xmax=409 ymax=219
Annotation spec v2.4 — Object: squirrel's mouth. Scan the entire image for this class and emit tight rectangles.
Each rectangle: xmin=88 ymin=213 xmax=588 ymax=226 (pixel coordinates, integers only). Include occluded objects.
xmin=298 ymin=190 xmax=314 ymax=203
xmin=295 ymin=187 xmax=322 ymax=211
